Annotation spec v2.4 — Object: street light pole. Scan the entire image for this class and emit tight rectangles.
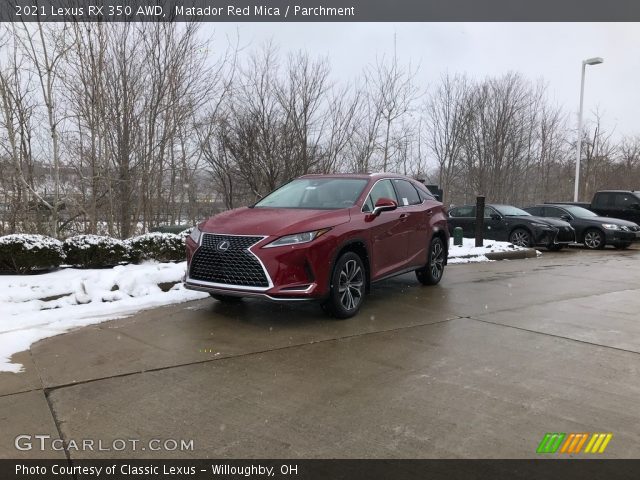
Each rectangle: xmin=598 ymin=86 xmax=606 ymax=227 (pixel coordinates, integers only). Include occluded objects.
xmin=574 ymin=57 xmax=603 ymax=202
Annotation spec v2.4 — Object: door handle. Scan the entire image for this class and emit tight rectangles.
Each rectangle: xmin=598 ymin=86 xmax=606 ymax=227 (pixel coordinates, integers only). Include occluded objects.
xmin=399 ymin=213 xmax=409 ymax=219
xmin=426 ymin=209 xmax=433 ymax=216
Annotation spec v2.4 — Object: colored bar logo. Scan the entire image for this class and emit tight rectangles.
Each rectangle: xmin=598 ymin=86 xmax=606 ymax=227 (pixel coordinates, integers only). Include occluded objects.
xmin=537 ymin=433 xmax=612 ymax=454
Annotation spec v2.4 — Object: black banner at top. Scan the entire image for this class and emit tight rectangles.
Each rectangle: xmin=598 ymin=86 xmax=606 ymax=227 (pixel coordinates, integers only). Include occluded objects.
xmin=2 ymin=0 xmax=640 ymax=22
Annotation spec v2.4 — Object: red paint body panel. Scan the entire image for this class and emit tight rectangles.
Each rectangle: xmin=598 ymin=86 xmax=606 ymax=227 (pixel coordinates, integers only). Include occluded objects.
xmin=184 ymin=174 xmax=449 ymax=300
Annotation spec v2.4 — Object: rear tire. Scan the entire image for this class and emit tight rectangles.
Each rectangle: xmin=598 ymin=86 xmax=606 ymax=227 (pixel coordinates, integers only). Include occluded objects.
xmin=583 ymin=229 xmax=605 ymax=250
xmin=322 ymin=252 xmax=366 ymax=319
xmin=416 ymin=237 xmax=446 ymax=286
xmin=210 ymin=293 xmax=243 ymax=303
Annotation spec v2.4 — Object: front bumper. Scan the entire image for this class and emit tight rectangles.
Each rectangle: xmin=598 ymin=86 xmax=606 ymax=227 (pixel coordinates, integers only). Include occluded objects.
xmin=183 ymin=232 xmax=336 ymax=301
xmin=603 ymin=229 xmax=637 ymax=245
xmin=533 ymin=226 xmax=575 ymax=246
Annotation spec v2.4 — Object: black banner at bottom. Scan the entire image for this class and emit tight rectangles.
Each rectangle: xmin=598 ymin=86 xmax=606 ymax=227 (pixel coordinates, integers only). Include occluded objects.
xmin=3 ymin=459 xmax=640 ymax=480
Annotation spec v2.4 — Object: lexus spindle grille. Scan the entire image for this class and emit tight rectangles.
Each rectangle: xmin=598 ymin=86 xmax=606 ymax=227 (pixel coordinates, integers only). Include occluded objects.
xmin=189 ymin=234 xmax=269 ymax=288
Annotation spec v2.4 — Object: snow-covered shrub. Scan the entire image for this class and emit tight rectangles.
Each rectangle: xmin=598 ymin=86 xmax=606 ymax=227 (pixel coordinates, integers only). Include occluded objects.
xmin=63 ymin=235 xmax=130 ymax=268
xmin=127 ymin=232 xmax=185 ymax=263
xmin=0 ymin=234 xmax=65 ymax=273
xmin=178 ymin=227 xmax=193 ymax=240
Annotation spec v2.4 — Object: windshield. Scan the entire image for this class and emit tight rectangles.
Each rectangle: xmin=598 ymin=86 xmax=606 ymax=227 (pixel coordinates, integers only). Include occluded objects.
xmin=560 ymin=205 xmax=599 ymax=218
xmin=494 ymin=205 xmax=531 ymax=217
xmin=254 ymin=178 xmax=368 ymax=210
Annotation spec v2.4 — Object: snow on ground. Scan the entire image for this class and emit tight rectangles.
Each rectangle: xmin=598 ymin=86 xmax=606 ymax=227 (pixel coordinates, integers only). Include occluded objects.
xmin=0 ymin=262 xmax=207 ymax=373
xmin=448 ymin=237 xmax=533 ymax=264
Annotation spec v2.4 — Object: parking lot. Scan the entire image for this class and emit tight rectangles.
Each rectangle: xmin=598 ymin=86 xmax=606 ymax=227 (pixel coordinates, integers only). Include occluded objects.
xmin=2 ymin=245 xmax=640 ymax=459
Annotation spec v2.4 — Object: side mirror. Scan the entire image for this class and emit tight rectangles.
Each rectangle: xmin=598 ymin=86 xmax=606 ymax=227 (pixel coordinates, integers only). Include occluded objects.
xmin=371 ymin=197 xmax=398 ymax=217
xmin=490 ymin=213 xmax=502 ymax=220
xmin=560 ymin=215 xmax=572 ymax=222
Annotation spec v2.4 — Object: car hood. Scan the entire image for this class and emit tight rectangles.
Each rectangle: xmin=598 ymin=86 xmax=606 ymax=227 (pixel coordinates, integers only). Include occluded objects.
xmin=507 ymin=215 xmax=571 ymax=227
xmin=200 ymin=207 xmax=351 ymax=237
xmin=583 ymin=216 xmax=639 ymax=228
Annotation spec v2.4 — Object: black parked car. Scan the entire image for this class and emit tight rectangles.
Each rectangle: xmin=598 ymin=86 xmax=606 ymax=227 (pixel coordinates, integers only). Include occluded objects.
xmin=524 ymin=204 xmax=640 ymax=249
xmin=448 ymin=204 xmax=575 ymax=249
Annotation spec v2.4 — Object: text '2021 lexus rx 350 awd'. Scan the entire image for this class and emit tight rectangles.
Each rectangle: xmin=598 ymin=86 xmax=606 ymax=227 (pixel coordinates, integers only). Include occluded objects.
xmin=184 ymin=174 xmax=449 ymax=318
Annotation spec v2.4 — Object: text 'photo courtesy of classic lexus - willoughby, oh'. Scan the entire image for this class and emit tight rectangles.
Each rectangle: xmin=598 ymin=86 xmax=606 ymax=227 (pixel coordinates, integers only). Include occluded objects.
xmin=184 ymin=174 xmax=449 ymax=318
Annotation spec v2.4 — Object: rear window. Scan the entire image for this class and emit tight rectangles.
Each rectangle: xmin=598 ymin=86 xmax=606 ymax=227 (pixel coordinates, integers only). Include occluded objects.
xmin=449 ymin=206 xmax=475 ymax=217
xmin=593 ymin=192 xmax=613 ymax=207
xmin=524 ymin=207 xmax=542 ymax=216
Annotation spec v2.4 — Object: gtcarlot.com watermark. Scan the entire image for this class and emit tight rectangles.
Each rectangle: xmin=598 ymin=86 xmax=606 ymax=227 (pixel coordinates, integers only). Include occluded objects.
xmin=15 ymin=434 xmax=194 ymax=452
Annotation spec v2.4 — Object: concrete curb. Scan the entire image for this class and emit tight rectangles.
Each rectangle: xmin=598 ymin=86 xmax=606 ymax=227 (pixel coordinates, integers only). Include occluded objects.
xmin=485 ymin=248 xmax=539 ymax=261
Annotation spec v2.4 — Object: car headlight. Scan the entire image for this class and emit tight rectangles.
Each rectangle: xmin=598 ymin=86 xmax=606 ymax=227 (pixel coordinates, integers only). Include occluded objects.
xmin=530 ymin=222 xmax=551 ymax=228
xmin=602 ymin=224 xmax=620 ymax=230
xmin=264 ymin=228 xmax=331 ymax=248
xmin=189 ymin=225 xmax=202 ymax=244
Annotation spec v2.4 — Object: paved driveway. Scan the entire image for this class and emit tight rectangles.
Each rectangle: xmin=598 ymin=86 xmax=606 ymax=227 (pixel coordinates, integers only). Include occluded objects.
xmin=2 ymin=246 xmax=640 ymax=459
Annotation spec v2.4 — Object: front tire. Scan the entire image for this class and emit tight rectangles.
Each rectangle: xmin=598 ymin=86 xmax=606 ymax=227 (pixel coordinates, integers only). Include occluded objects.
xmin=510 ymin=228 xmax=532 ymax=248
xmin=416 ymin=237 xmax=446 ymax=285
xmin=583 ymin=228 xmax=605 ymax=250
xmin=322 ymin=252 xmax=366 ymax=319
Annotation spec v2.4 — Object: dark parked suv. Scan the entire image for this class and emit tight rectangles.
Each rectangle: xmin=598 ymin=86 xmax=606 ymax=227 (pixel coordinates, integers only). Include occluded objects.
xmin=184 ymin=174 xmax=449 ymax=318
xmin=524 ymin=204 xmax=640 ymax=249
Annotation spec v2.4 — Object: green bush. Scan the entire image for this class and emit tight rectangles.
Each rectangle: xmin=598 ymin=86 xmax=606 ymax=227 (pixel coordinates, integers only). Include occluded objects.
xmin=127 ymin=232 xmax=185 ymax=263
xmin=63 ymin=235 xmax=130 ymax=268
xmin=0 ymin=234 xmax=65 ymax=274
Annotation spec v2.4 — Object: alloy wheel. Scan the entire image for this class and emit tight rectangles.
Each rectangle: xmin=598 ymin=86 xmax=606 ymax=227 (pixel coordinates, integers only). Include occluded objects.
xmin=584 ymin=231 xmax=602 ymax=249
xmin=510 ymin=230 xmax=530 ymax=247
xmin=338 ymin=259 xmax=364 ymax=311
xmin=430 ymin=240 xmax=445 ymax=281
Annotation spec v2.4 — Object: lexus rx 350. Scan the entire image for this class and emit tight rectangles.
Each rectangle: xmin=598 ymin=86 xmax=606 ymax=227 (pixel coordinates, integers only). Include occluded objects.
xmin=184 ymin=174 xmax=449 ymax=318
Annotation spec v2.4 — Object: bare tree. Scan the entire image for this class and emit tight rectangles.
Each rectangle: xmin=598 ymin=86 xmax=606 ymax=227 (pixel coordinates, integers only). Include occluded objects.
xmin=424 ymin=73 xmax=472 ymax=203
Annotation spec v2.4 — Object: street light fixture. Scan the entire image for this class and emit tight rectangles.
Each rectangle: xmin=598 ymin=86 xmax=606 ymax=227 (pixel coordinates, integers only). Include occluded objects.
xmin=574 ymin=57 xmax=604 ymax=202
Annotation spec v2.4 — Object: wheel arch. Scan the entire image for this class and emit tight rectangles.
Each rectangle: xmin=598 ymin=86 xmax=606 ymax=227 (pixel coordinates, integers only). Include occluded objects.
xmin=431 ymin=229 xmax=449 ymax=265
xmin=509 ymin=224 xmax=533 ymax=239
xmin=330 ymin=238 xmax=371 ymax=294
xmin=581 ymin=226 xmax=605 ymax=243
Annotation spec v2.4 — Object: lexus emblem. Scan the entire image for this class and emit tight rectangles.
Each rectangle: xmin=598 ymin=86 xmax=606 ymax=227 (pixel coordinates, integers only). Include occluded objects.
xmin=217 ymin=240 xmax=230 ymax=252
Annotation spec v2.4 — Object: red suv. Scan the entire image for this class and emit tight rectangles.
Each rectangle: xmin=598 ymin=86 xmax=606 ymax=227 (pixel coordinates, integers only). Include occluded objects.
xmin=184 ymin=174 xmax=449 ymax=318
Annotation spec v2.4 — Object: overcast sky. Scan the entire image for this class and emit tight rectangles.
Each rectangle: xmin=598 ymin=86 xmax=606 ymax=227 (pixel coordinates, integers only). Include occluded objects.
xmin=204 ymin=22 xmax=640 ymax=140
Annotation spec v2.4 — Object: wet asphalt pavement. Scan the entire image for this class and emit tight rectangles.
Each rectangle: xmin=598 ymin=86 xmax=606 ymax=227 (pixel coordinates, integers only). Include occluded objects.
xmin=2 ymin=245 xmax=639 ymax=459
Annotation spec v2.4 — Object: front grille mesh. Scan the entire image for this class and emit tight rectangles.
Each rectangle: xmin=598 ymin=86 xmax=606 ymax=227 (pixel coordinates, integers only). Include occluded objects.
xmin=190 ymin=234 xmax=269 ymax=288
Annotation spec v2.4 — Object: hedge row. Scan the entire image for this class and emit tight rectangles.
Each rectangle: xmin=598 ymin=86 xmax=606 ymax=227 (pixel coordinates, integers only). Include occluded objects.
xmin=0 ymin=230 xmax=193 ymax=274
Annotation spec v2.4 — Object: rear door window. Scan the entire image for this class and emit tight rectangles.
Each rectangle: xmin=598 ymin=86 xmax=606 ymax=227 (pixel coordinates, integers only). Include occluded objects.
xmin=449 ymin=206 xmax=475 ymax=218
xmin=526 ymin=207 xmax=543 ymax=216
xmin=391 ymin=180 xmax=421 ymax=206
xmin=544 ymin=207 xmax=567 ymax=218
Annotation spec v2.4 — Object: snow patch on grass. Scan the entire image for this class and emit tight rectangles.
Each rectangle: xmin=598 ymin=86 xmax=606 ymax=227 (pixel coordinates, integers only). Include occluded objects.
xmin=448 ymin=238 xmax=530 ymax=264
xmin=0 ymin=261 xmax=207 ymax=373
